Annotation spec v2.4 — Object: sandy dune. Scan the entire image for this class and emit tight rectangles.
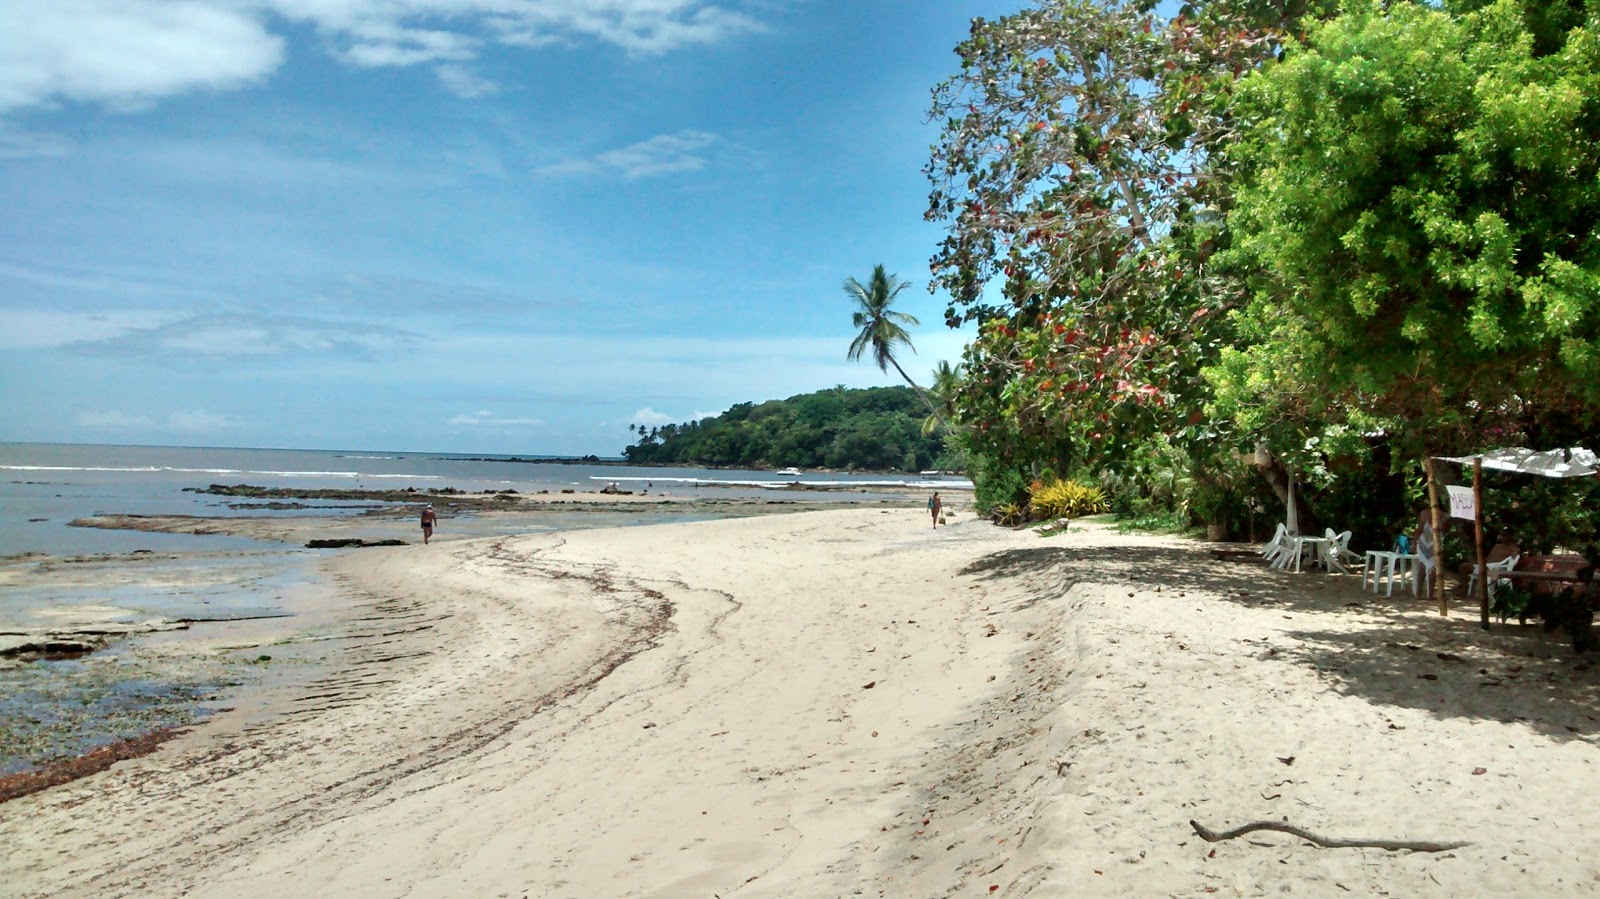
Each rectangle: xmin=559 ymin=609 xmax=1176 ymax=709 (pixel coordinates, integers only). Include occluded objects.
xmin=3 ymin=510 xmax=1598 ymax=897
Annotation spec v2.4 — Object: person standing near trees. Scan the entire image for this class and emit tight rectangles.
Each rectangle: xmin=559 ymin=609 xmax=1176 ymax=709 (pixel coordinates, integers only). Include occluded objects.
xmin=420 ymin=503 xmax=437 ymax=544
xmin=928 ymin=492 xmax=942 ymax=528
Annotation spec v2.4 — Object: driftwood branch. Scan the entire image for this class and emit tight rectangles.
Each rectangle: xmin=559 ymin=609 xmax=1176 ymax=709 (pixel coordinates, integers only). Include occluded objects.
xmin=1190 ymin=820 xmax=1469 ymax=853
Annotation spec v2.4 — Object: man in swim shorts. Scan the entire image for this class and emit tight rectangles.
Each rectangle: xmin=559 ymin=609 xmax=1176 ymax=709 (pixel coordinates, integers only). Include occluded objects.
xmin=421 ymin=503 xmax=437 ymax=544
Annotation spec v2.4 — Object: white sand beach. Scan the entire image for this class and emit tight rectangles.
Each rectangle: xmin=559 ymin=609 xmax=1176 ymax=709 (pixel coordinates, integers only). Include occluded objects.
xmin=4 ymin=509 xmax=1599 ymax=897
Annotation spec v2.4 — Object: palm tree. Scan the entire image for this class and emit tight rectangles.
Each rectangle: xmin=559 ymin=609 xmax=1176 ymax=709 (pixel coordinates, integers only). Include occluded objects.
xmin=921 ymin=360 xmax=963 ymax=436
xmin=844 ymin=265 xmax=948 ymax=430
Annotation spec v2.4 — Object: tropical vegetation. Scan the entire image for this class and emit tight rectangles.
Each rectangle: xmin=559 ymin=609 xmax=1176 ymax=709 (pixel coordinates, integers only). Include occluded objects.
xmin=845 ymin=265 xmax=949 ymax=431
xmin=621 ymin=386 xmax=962 ymax=472
xmin=920 ymin=0 xmax=1600 ymax=562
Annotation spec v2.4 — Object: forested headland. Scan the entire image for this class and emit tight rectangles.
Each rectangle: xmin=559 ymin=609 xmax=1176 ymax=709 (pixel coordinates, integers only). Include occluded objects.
xmin=621 ymin=386 xmax=959 ymax=472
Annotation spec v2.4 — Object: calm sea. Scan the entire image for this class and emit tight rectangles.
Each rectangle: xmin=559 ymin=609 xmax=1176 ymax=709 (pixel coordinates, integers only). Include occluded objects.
xmin=0 ymin=442 xmax=969 ymax=557
xmin=0 ymin=442 xmax=970 ymax=774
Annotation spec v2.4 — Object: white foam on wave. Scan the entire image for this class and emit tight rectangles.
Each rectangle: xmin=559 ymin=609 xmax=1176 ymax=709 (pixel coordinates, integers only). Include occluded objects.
xmin=3 ymin=465 xmax=163 ymax=472
xmin=590 ymin=475 xmax=972 ymax=490
xmin=0 ymin=465 xmax=441 ymax=480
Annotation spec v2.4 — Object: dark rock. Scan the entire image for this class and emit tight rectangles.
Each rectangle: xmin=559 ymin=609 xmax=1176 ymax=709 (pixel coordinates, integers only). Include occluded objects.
xmin=304 ymin=538 xmax=409 ymax=549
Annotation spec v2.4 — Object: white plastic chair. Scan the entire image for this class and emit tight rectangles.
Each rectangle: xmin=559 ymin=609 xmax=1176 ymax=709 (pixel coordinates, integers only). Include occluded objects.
xmin=1260 ymin=523 xmax=1292 ymax=568
xmin=1468 ymin=554 xmax=1521 ymax=601
xmin=1320 ymin=529 xmax=1358 ymax=574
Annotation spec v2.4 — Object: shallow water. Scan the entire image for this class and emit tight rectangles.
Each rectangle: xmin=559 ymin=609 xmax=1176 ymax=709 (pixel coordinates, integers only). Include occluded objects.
xmin=0 ymin=442 xmax=958 ymax=779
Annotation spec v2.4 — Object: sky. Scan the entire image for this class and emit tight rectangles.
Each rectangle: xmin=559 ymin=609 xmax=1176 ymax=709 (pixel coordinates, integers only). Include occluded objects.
xmin=0 ymin=0 xmax=1016 ymax=456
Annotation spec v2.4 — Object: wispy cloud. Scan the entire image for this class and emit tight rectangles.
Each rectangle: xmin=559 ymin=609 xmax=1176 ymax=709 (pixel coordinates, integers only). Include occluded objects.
xmin=75 ymin=408 xmax=239 ymax=432
xmin=168 ymin=409 xmax=239 ymax=431
xmin=0 ymin=308 xmax=173 ymax=350
xmin=76 ymin=409 xmax=154 ymax=429
xmin=541 ymin=130 xmax=720 ymax=180
xmin=435 ymin=64 xmax=499 ymax=99
xmin=448 ymin=409 xmax=545 ymax=427
xmin=72 ymin=312 xmax=417 ymax=361
xmin=0 ymin=1 xmax=768 ymax=115
xmin=0 ymin=124 xmax=73 ymax=159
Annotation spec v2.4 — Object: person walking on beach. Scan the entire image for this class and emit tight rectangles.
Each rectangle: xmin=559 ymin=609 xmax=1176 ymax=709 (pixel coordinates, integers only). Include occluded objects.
xmin=420 ymin=504 xmax=437 ymax=544
xmin=928 ymin=491 xmax=942 ymax=528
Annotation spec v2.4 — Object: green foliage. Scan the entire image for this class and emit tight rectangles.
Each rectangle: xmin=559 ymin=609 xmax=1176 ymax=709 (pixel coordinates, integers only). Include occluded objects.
xmin=992 ymin=502 xmax=1030 ymax=527
xmin=1112 ymin=510 xmax=1191 ymax=535
xmin=1029 ymin=479 xmax=1108 ymax=520
xmin=1480 ymin=471 xmax=1600 ymax=555
xmin=1297 ymin=446 xmax=1414 ymax=551
xmin=923 ymin=0 xmax=1600 ymax=538
xmin=845 ymin=265 xmax=920 ymax=375
xmin=970 ymin=450 xmax=1031 ymax=514
xmin=1218 ymin=0 xmax=1600 ymax=454
xmin=621 ymin=386 xmax=946 ymax=472
xmin=1490 ymin=584 xmax=1535 ymax=623
xmin=925 ymin=0 xmax=1297 ymax=475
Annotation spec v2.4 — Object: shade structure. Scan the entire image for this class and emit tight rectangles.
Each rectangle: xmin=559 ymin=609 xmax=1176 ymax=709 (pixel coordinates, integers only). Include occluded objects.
xmin=1435 ymin=447 xmax=1598 ymax=479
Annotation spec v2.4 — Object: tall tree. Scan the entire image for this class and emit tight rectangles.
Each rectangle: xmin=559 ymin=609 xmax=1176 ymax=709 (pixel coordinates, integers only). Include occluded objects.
xmin=1214 ymin=0 xmax=1600 ymax=460
xmin=922 ymin=361 xmax=964 ymax=436
xmin=845 ymin=265 xmax=949 ymax=429
xmin=924 ymin=0 xmax=1294 ymax=478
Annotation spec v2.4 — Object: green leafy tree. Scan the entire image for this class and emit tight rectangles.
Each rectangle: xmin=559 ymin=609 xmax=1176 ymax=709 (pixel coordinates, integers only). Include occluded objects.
xmin=845 ymin=265 xmax=949 ymax=430
xmin=1214 ymin=0 xmax=1600 ymax=459
xmin=924 ymin=0 xmax=1297 ymax=476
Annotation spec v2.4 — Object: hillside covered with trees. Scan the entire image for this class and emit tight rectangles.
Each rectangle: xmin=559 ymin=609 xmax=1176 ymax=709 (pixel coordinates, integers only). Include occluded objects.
xmin=621 ymin=386 xmax=957 ymax=472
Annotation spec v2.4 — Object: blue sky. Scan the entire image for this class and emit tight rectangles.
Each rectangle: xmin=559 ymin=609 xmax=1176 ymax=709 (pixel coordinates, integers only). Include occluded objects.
xmin=0 ymin=0 xmax=1009 ymax=455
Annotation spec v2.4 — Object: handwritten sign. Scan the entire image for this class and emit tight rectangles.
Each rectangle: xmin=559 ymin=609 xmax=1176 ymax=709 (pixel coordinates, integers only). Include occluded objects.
xmin=1446 ymin=484 xmax=1476 ymax=520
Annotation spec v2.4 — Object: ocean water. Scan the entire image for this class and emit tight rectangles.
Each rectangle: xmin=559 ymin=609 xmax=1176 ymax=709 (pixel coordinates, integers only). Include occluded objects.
xmin=0 ymin=442 xmax=969 ymax=557
xmin=0 ymin=442 xmax=968 ymax=775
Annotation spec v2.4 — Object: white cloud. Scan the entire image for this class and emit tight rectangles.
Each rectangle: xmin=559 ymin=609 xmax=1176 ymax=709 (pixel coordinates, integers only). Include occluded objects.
xmin=0 ymin=1 xmax=767 ymax=114
xmin=76 ymin=409 xmax=154 ymax=429
xmin=168 ymin=410 xmax=238 ymax=431
xmin=333 ymin=22 xmax=478 ymax=68
xmin=449 ymin=410 xmax=545 ymax=427
xmin=0 ymin=0 xmax=284 ymax=113
xmin=629 ymin=407 xmax=676 ymax=426
xmin=542 ymin=130 xmax=720 ymax=180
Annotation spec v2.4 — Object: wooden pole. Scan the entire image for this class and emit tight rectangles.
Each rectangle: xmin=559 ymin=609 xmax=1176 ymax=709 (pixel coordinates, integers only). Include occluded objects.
xmin=1425 ymin=457 xmax=1448 ymax=616
xmin=1474 ymin=458 xmax=1489 ymax=630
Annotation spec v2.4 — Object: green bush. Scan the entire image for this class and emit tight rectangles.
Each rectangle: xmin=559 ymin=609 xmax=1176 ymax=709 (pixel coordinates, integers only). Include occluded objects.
xmin=972 ymin=453 xmax=1029 ymax=514
xmin=1029 ymin=479 xmax=1108 ymax=520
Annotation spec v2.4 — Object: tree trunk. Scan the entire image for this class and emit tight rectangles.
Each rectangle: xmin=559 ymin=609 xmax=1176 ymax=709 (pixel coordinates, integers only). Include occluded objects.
xmin=1252 ymin=447 xmax=1319 ymax=535
xmin=887 ymin=355 xmax=950 ymax=432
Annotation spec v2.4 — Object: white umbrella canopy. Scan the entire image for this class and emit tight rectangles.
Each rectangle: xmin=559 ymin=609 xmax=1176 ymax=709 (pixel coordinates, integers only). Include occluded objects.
xmin=1437 ymin=447 xmax=1599 ymax=478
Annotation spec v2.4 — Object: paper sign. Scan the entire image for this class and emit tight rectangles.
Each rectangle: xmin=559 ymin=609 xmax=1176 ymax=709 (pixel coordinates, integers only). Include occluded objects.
xmin=1446 ymin=484 xmax=1476 ymax=520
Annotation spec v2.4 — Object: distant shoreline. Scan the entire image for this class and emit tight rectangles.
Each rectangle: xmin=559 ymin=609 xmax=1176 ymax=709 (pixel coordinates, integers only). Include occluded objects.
xmin=433 ymin=456 xmax=942 ymax=476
